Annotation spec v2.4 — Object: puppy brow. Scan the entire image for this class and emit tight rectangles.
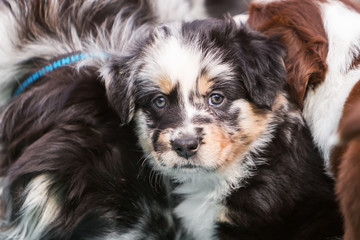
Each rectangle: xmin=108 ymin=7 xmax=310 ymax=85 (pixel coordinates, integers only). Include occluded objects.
xmin=157 ymin=75 xmax=174 ymax=95
xmin=197 ymin=73 xmax=214 ymax=96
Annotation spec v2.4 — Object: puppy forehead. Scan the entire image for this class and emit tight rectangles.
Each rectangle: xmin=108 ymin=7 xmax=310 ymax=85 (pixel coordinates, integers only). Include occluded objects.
xmin=151 ymin=36 xmax=201 ymax=94
xmin=139 ymin=33 xmax=234 ymax=95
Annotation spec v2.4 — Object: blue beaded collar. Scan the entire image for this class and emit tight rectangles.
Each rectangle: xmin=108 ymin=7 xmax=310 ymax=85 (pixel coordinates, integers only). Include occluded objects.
xmin=13 ymin=52 xmax=106 ymax=97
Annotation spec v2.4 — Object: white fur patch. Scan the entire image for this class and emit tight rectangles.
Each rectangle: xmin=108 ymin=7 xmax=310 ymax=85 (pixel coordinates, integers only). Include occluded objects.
xmin=302 ymin=0 xmax=360 ymax=171
xmin=173 ymin=174 xmax=231 ymax=240
xmin=1 ymin=175 xmax=60 ymax=240
xmin=140 ymin=34 xmax=202 ymax=95
xmin=233 ymin=14 xmax=249 ymax=26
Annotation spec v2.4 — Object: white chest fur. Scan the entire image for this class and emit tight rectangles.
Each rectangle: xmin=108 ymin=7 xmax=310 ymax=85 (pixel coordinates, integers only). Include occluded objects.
xmin=173 ymin=175 xmax=231 ymax=240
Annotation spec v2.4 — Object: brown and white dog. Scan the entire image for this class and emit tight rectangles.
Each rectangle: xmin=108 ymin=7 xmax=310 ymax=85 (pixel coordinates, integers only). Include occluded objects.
xmin=247 ymin=0 xmax=360 ymax=239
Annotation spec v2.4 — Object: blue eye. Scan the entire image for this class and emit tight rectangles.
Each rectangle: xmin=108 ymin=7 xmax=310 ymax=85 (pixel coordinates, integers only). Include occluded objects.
xmin=153 ymin=96 xmax=167 ymax=109
xmin=209 ymin=93 xmax=224 ymax=106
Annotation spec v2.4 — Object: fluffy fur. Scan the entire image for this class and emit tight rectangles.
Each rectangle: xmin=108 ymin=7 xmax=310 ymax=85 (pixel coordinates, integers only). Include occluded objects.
xmin=0 ymin=0 xmax=207 ymax=239
xmin=247 ymin=0 xmax=360 ymax=239
xmin=102 ymin=17 xmax=343 ymax=239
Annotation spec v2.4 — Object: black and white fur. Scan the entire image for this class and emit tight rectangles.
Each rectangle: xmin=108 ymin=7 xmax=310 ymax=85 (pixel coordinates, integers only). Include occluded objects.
xmin=0 ymin=0 xmax=207 ymax=239
xmin=102 ymin=19 xmax=344 ymax=239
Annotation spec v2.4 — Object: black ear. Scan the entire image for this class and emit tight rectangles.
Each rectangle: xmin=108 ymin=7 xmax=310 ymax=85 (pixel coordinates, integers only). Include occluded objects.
xmin=234 ymin=27 xmax=286 ymax=110
xmin=101 ymin=55 xmax=135 ymax=124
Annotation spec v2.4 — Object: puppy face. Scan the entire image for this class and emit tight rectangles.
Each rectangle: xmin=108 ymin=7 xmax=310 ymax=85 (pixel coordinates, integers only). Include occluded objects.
xmin=103 ymin=20 xmax=286 ymax=180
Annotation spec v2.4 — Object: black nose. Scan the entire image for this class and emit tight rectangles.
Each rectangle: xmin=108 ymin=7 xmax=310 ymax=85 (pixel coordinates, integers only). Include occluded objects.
xmin=172 ymin=136 xmax=200 ymax=159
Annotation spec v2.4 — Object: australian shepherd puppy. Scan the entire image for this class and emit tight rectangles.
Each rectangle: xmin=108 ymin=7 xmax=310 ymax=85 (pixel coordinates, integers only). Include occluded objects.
xmin=247 ymin=0 xmax=360 ymax=239
xmin=101 ymin=16 xmax=343 ymax=240
xmin=0 ymin=0 xmax=207 ymax=239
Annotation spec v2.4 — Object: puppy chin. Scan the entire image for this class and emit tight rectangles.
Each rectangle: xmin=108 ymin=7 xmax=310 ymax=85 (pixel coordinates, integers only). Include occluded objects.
xmin=151 ymin=151 xmax=216 ymax=181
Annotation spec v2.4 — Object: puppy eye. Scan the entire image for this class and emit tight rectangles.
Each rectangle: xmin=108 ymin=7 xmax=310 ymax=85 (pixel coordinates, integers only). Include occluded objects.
xmin=209 ymin=93 xmax=224 ymax=106
xmin=153 ymin=96 xmax=167 ymax=109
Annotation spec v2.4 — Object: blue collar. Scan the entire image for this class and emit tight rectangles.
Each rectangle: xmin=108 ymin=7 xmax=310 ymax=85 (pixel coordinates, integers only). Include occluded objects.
xmin=13 ymin=52 xmax=107 ymax=97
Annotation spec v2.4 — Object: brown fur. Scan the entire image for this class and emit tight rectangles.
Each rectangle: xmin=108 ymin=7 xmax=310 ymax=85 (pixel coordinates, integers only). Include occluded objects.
xmin=338 ymin=81 xmax=360 ymax=143
xmin=158 ymin=75 xmax=175 ymax=95
xmin=335 ymin=81 xmax=360 ymax=240
xmin=337 ymin=138 xmax=360 ymax=240
xmin=197 ymin=73 xmax=214 ymax=96
xmin=248 ymin=0 xmax=328 ymax=106
xmin=350 ymin=55 xmax=360 ymax=71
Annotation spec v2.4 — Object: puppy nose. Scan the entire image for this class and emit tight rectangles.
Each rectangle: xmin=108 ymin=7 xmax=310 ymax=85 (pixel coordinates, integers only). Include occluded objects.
xmin=172 ymin=136 xmax=199 ymax=159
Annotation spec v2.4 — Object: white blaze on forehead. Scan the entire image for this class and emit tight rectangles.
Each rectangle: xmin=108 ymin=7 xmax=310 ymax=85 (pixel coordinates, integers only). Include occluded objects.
xmin=141 ymin=34 xmax=234 ymax=94
xmin=141 ymin=36 xmax=202 ymax=96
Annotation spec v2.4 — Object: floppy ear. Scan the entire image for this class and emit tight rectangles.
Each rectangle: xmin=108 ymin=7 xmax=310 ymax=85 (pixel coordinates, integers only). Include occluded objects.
xmin=248 ymin=1 xmax=328 ymax=106
xmin=234 ymin=27 xmax=286 ymax=110
xmin=100 ymin=55 xmax=136 ymax=124
xmin=284 ymin=36 xmax=328 ymax=106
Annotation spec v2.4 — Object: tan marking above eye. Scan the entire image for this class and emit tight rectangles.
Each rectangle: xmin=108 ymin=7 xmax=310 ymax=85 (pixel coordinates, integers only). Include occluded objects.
xmin=157 ymin=75 xmax=174 ymax=95
xmin=197 ymin=73 xmax=214 ymax=96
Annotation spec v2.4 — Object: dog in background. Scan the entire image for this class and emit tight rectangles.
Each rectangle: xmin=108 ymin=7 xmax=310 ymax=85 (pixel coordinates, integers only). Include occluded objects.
xmin=0 ymin=0 xmax=207 ymax=239
xmin=102 ymin=15 xmax=343 ymax=240
xmin=247 ymin=0 xmax=360 ymax=239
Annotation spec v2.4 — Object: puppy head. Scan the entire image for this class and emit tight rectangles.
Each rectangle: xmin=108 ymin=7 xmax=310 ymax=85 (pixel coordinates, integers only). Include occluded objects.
xmin=102 ymin=19 xmax=286 ymax=181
